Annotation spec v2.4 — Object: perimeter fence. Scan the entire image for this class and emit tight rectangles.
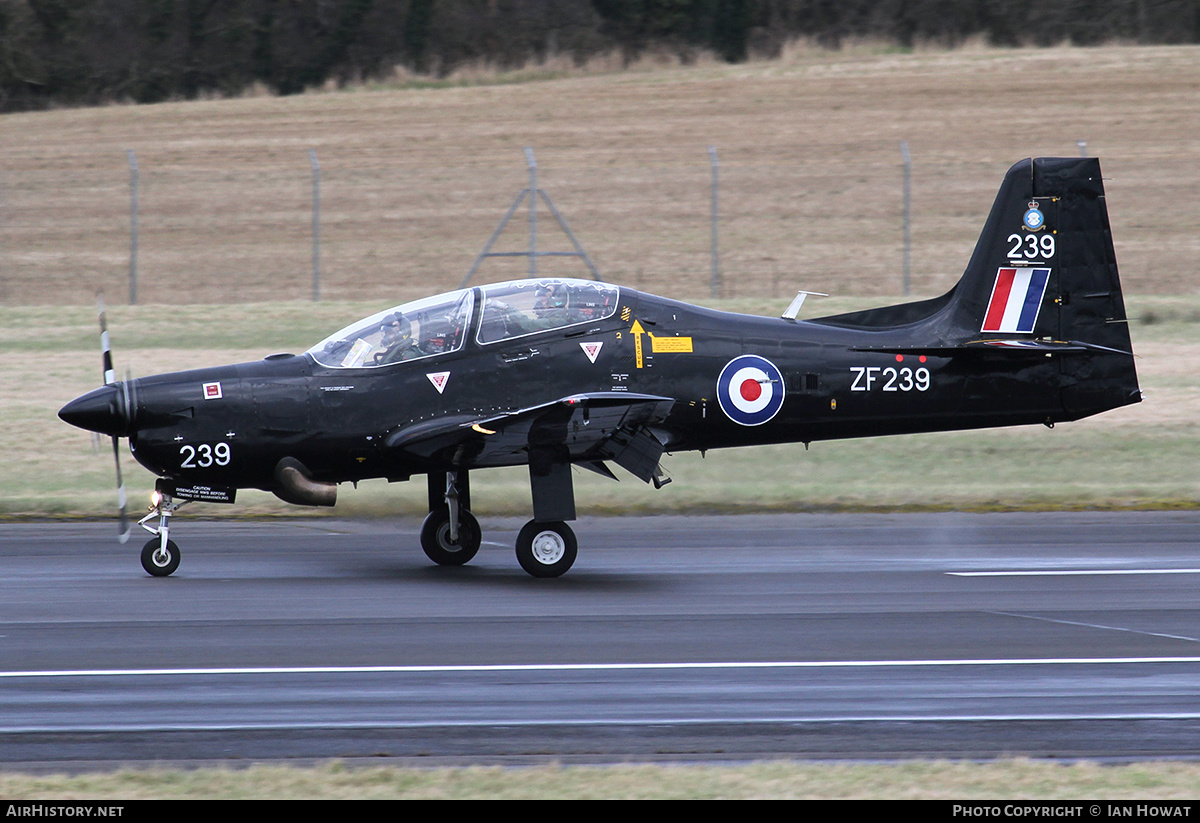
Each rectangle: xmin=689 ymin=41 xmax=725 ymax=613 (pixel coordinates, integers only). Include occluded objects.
xmin=0 ymin=146 xmax=1188 ymax=307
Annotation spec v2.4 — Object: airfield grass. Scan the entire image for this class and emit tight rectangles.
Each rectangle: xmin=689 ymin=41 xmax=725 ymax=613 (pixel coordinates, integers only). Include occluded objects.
xmin=2 ymin=759 xmax=1200 ymax=799
xmin=6 ymin=294 xmax=1198 ymax=519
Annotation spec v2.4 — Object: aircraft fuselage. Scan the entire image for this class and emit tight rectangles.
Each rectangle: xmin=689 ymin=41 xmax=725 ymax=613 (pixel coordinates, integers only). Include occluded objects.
xmin=104 ymin=287 xmax=1110 ymax=497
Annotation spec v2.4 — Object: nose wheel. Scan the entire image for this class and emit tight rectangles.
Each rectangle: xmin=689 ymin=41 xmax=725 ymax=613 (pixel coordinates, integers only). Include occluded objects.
xmin=141 ymin=538 xmax=180 ymax=577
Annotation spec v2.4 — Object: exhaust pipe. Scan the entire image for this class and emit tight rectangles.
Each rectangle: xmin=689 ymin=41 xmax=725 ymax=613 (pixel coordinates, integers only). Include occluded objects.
xmin=272 ymin=457 xmax=337 ymax=507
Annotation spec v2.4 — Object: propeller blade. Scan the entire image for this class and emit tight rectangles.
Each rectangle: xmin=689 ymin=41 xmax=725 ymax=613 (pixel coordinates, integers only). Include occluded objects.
xmin=98 ymin=293 xmax=130 ymax=543
xmin=97 ymin=292 xmax=115 ymax=386
xmin=111 ymin=435 xmax=130 ymax=544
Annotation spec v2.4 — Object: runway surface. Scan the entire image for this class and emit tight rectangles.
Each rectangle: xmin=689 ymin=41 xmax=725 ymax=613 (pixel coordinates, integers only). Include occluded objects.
xmin=2 ymin=511 xmax=1200 ymax=766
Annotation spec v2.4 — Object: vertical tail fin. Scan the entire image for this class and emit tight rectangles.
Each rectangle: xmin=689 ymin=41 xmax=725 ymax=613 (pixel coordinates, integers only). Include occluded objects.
xmin=949 ymin=157 xmax=1139 ymax=416
xmin=954 ymin=158 xmax=1131 ymax=349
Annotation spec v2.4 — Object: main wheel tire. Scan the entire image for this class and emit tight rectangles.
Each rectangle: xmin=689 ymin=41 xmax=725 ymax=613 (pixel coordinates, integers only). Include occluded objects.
xmin=515 ymin=520 xmax=577 ymax=578
xmin=420 ymin=507 xmax=481 ymax=566
xmin=141 ymin=537 xmax=180 ymax=577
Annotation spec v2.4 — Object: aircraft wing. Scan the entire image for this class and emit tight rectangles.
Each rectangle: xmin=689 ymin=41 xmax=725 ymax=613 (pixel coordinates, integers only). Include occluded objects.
xmin=384 ymin=392 xmax=676 ymax=482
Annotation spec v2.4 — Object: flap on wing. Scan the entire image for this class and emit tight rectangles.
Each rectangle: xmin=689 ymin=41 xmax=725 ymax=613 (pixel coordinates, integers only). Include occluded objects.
xmin=384 ymin=392 xmax=675 ymax=466
xmin=596 ymin=424 xmax=667 ymax=483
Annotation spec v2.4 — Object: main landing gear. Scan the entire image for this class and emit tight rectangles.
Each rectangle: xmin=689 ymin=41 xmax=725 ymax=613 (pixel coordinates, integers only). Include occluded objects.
xmin=420 ymin=471 xmax=482 ymax=565
xmin=137 ymin=491 xmax=185 ymax=577
xmin=423 ymin=468 xmax=579 ymax=578
xmin=515 ymin=520 xmax=577 ymax=578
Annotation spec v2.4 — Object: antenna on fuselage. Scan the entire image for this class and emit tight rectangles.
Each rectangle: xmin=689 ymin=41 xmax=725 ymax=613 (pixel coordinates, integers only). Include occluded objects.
xmin=782 ymin=290 xmax=828 ymax=322
xmin=460 ymin=148 xmax=603 ymax=288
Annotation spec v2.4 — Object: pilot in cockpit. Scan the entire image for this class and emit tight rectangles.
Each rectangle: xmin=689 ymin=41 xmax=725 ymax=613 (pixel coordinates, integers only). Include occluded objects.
xmin=526 ymin=282 xmax=570 ymax=330
xmin=374 ymin=312 xmax=417 ymax=364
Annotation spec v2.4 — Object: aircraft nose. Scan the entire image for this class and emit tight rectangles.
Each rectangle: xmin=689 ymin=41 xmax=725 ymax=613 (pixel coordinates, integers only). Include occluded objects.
xmin=59 ymin=385 xmax=127 ymax=436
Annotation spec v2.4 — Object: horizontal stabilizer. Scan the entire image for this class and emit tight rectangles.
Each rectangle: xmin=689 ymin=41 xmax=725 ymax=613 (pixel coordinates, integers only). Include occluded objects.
xmin=851 ymin=338 xmax=1134 ymax=358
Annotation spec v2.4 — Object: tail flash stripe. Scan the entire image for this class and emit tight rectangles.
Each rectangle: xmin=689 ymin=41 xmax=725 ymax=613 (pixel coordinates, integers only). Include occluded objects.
xmin=982 ymin=267 xmax=1051 ymax=334
xmin=1016 ymin=268 xmax=1050 ymax=332
xmin=983 ymin=268 xmax=1016 ymax=332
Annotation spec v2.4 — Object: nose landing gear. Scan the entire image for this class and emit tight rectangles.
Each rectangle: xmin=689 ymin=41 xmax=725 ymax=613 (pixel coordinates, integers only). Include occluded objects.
xmin=137 ymin=491 xmax=186 ymax=577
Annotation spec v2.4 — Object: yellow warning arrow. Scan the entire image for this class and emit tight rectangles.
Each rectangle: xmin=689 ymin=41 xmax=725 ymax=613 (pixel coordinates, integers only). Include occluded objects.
xmin=630 ymin=319 xmax=645 ymax=369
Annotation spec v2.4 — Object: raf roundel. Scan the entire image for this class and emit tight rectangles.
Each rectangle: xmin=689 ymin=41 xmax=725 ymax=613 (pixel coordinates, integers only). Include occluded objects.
xmin=716 ymin=355 xmax=785 ymax=426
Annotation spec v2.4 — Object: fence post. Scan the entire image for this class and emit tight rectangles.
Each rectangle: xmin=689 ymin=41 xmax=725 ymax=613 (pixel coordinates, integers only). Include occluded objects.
xmin=309 ymin=149 xmax=321 ymax=301
xmin=900 ymin=141 xmax=912 ymax=297
xmin=127 ymin=150 xmax=138 ymax=305
xmin=525 ymin=147 xmax=538 ymax=278
xmin=709 ymin=146 xmax=719 ymax=299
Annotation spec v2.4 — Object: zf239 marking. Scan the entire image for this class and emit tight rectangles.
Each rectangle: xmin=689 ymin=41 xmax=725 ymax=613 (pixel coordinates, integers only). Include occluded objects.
xmin=850 ymin=366 xmax=931 ymax=393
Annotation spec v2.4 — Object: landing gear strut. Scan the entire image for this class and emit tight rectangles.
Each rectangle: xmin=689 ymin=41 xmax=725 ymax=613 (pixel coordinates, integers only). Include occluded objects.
xmin=516 ymin=452 xmax=578 ymax=577
xmin=421 ymin=471 xmax=481 ymax=565
xmin=137 ymin=491 xmax=186 ymax=577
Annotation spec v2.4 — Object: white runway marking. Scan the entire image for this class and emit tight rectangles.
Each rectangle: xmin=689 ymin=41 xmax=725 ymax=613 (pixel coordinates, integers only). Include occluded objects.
xmin=948 ymin=569 xmax=1200 ymax=576
xmin=4 ymin=657 xmax=1200 ymax=679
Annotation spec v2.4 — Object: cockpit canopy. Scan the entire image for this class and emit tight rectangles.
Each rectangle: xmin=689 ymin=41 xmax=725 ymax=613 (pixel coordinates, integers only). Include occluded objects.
xmin=306 ymin=279 xmax=620 ymax=369
xmin=475 ymin=279 xmax=619 ymax=344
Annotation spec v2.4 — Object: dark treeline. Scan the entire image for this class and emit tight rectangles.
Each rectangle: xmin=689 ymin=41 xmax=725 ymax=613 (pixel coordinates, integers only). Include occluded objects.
xmin=1 ymin=0 xmax=1197 ymax=112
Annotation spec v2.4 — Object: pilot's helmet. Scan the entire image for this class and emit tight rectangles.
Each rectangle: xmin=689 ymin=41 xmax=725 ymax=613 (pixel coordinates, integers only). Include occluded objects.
xmin=381 ymin=312 xmax=410 ymax=340
xmin=534 ymin=283 xmax=567 ymax=316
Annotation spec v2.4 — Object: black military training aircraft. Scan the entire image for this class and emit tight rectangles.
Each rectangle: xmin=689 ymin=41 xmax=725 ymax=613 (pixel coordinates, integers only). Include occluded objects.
xmin=60 ymin=157 xmax=1141 ymax=578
